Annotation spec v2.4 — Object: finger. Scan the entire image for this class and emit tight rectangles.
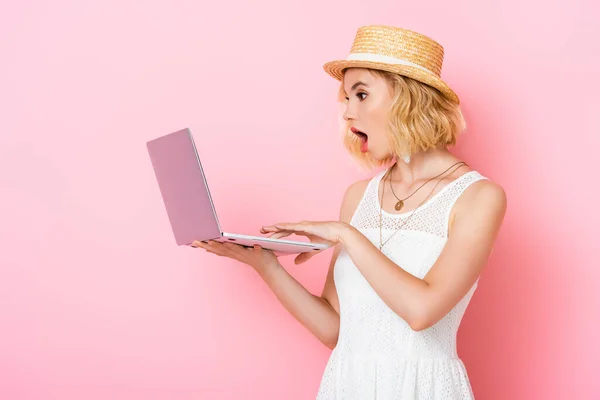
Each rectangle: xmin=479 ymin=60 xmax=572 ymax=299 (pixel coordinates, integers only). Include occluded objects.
xmin=203 ymin=240 xmax=224 ymax=254
xmin=203 ymin=241 xmax=232 ymax=255
xmin=209 ymin=240 xmax=233 ymax=248
xmin=294 ymin=253 xmax=307 ymax=264
xmin=294 ymin=251 xmax=315 ymax=265
xmin=273 ymin=223 xmax=296 ymax=231
xmin=209 ymin=242 xmax=246 ymax=260
xmin=262 ymin=222 xmax=301 ymax=231
xmin=194 ymin=240 xmax=219 ymax=247
xmin=192 ymin=241 xmax=212 ymax=249
xmin=260 ymin=225 xmax=285 ymax=233
xmin=301 ymin=247 xmax=323 ymax=263
xmin=268 ymin=231 xmax=292 ymax=239
xmin=280 ymin=221 xmax=313 ymax=232
xmin=221 ymin=242 xmax=249 ymax=254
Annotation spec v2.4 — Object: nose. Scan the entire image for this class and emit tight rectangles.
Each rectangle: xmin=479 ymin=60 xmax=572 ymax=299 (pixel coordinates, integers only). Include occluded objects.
xmin=342 ymin=103 xmax=357 ymax=121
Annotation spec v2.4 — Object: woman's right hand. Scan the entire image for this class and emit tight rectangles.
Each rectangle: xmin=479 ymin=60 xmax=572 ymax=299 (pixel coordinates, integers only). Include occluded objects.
xmin=192 ymin=228 xmax=321 ymax=271
xmin=192 ymin=238 xmax=280 ymax=275
xmin=192 ymin=229 xmax=296 ymax=273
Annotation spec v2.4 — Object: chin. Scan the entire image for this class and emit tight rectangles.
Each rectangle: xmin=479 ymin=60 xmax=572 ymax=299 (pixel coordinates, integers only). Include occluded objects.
xmin=368 ymin=150 xmax=383 ymax=160
xmin=370 ymin=152 xmax=395 ymax=164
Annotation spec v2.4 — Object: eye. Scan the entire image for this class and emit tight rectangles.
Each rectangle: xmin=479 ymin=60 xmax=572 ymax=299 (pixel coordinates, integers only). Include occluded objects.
xmin=344 ymin=92 xmax=367 ymax=101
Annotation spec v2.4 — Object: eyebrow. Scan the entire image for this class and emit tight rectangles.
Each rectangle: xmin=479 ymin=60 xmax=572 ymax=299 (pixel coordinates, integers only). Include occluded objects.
xmin=344 ymin=81 xmax=368 ymax=94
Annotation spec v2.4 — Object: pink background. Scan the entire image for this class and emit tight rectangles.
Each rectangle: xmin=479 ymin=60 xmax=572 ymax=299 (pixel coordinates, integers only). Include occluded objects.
xmin=1 ymin=0 xmax=598 ymax=399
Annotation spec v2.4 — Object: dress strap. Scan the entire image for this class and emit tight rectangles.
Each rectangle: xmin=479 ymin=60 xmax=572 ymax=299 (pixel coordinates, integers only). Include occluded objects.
xmin=348 ymin=171 xmax=384 ymax=227
xmin=441 ymin=171 xmax=490 ymax=237
xmin=348 ymin=168 xmax=491 ymax=240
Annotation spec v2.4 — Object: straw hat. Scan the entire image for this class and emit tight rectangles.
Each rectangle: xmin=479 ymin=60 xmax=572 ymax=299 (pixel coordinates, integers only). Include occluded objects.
xmin=323 ymin=25 xmax=460 ymax=104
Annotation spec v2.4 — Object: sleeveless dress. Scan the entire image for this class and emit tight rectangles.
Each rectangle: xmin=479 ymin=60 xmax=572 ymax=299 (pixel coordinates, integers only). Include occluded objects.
xmin=316 ymin=168 xmax=490 ymax=400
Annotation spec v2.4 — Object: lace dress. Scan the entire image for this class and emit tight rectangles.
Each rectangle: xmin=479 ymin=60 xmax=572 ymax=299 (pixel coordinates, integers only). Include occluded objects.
xmin=316 ymin=168 xmax=490 ymax=399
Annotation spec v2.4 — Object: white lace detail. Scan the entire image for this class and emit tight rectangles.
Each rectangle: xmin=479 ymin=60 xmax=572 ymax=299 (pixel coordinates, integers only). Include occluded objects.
xmin=350 ymin=169 xmax=488 ymax=240
xmin=316 ymin=169 xmax=490 ymax=399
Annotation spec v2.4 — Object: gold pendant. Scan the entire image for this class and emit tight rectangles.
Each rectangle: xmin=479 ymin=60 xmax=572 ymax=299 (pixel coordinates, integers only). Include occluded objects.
xmin=395 ymin=200 xmax=404 ymax=211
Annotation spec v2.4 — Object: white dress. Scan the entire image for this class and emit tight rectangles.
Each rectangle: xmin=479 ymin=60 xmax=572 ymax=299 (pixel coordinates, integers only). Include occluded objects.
xmin=316 ymin=168 xmax=490 ymax=400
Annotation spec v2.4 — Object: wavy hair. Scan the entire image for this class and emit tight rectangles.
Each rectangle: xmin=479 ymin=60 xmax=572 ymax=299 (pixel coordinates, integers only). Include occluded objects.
xmin=338 ymin=68 xmax=466 ymax=170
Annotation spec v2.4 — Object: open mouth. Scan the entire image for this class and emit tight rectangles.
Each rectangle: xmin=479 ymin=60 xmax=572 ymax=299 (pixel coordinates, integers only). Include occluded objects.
xmin=351 ymin=127 xmax=369 ymax=152
xmin=350 ymin=127 xmax=368 ymax=141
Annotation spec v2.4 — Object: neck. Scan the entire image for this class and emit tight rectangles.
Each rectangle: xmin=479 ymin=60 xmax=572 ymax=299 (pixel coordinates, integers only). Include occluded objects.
xmin=389 ymin=147 xmax=460 ymax=184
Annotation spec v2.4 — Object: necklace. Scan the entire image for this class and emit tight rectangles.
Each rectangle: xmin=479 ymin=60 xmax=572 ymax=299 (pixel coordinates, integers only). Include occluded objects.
xmin=388 ymin=161 xmax=467 ymax=211
xmin=378 ymin=161 xmax=468 ymax=250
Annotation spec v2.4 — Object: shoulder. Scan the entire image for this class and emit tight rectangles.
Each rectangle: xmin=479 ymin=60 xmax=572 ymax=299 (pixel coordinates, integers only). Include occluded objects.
xmin=454 ymin=176 xmax=507 ymax=226
xmin=463 ymin=177 xmax=507 ymax=211
xmin=338 ymin=176 xmax=373 ymax=223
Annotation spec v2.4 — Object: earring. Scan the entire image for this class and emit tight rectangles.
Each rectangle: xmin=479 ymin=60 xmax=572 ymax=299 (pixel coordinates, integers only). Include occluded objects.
xmin=401 ymin=153 xmax=411 ymax=164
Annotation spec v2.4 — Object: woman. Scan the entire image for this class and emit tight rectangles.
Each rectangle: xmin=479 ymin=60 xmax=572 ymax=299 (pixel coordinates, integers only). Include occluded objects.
xmin=194 ymin=25 xmax=507 ymax=399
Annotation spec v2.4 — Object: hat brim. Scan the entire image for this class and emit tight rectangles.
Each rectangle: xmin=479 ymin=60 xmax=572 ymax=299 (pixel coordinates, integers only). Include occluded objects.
xmin=323 ymin=59 xmax=459 ymax=105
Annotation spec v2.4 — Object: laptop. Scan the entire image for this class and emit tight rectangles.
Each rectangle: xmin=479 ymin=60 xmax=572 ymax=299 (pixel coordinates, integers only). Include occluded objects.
xmin=146 ymin=128 xmax=331 ymax=256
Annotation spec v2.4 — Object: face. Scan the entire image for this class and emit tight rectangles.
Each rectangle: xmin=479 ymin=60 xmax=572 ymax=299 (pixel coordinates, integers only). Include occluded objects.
xmin=342 ymin=68 xmax=394 ymax=160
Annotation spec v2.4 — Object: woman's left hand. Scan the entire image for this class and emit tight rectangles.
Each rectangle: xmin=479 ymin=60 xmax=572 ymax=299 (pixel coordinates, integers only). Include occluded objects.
xmin=260 ymin=220 xmax=349 ymax=248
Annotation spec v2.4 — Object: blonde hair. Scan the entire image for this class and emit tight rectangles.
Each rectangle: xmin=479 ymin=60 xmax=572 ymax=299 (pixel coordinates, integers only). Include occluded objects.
xmin=338 ymin=68 xmax=466 ymax=170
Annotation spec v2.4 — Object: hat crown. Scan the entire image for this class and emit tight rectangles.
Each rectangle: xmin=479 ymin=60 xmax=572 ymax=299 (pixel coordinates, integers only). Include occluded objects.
xmin=348 ymin=25 xmax=445 ymax=77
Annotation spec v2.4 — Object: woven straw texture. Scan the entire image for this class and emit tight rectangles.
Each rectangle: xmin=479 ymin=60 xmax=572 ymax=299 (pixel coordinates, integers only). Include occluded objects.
xmin=323 ymin=25 xmax=459 ymax=104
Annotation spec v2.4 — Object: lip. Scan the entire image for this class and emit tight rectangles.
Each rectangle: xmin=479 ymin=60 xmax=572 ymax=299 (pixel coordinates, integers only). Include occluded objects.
xmin=350 ymin=127 xmax=368 ymax=137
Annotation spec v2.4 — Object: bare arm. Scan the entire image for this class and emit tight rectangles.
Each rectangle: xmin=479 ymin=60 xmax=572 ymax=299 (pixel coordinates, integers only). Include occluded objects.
xmin=256 ymin=247 xmax=341 ymax=349
xmin=256 ymin=178 xmax=369 ymax=349
xmin=337 ymin=180 xmax=507 ymax=331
